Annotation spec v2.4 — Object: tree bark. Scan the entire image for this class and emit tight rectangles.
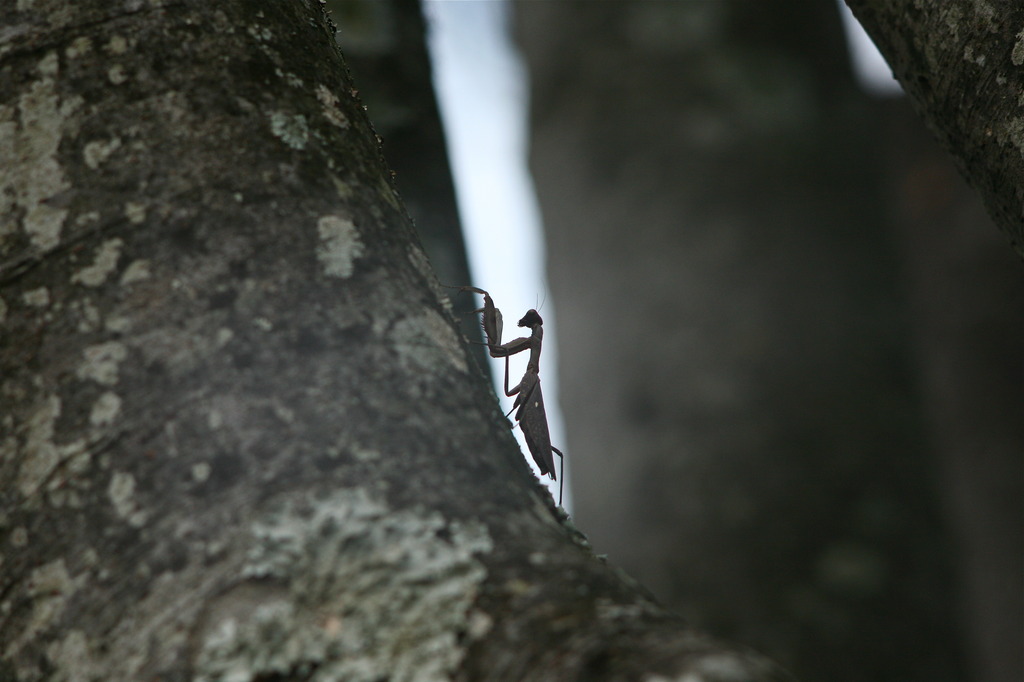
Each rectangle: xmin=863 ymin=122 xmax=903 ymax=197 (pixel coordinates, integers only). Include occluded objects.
xmin=845 ymin=0 xmax=1024 ymax=255
xmin=0 ymin=1 xmax=788 ymax=680
xmin=328 ymin=0 xmax=491 ymax=376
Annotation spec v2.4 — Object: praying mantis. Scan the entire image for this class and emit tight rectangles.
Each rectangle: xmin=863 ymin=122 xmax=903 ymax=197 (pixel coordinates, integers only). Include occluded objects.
xmin=453 ymin=286 xmax=564 ymax=503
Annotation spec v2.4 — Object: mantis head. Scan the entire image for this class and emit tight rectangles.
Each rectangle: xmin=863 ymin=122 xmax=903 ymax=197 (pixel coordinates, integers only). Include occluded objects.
xmin=518 ymin=309 xmax=543 ymax=328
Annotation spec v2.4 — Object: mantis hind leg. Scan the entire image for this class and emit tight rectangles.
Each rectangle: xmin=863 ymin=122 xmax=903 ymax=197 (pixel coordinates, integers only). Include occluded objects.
xmin=552 ymin=446 xmax=564 ymax=506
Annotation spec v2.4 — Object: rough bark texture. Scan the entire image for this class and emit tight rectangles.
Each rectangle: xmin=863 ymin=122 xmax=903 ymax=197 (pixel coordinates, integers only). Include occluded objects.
xmin=846 ymin=0 xmax=1024 ymax=255
xmin=515 ymin=2 xmax=975 ymax=682
xmin=0 ymin=1 xmax=790 ymax=680
xmin=328 ymin=0 xmax=490 ymax=374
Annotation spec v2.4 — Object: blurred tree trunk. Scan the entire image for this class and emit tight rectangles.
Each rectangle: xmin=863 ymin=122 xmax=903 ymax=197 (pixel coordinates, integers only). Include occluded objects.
xmin=515 ymin=2 xmax=978 ymax=681
xmin=847 ymin=0 xmax=1024 ymax=254
xmin=837 ymin=11 xmax=1024 ymax=673
xmin=883 ymin=108 xmax=1024 ymax=682
xmin=0 ymin=1 xmax=791 ymax=680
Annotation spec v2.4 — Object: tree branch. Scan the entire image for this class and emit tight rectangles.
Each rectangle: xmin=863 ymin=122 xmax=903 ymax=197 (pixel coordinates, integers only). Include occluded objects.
xmin=846 ymin=0 xmax=1024 ymax=255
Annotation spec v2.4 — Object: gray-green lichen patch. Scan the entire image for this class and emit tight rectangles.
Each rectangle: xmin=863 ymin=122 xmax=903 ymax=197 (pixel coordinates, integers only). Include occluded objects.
xmin=46 ymin=629 xmax=104 ymax=682
xmin=269 ymin=111 xmax=309 ymax=149
xmin=104 ymin=315 xmax=131 ymax=334
xmin=107 ymin=470 xmax=147 ymax=527
xmin=191 ymin=462 xmax=212 ymax=483
xmin=104 ymin=35 xmax=129 ymax=55
xmin=82 ymin=136 xmax=122 ymax=169
xmin=65 ymin=36 xmax=93 ymax=59
xmin=390 ymin=310 xmax=469 ymax=375
xmin=1013 ymin=28 xmax=1024 ymax=66
xmin=72 ymin=298 xmax=101 ymax=332
xmin=11 ymin=392 xmax=92 ymax=504
xmin=1005 ymin=117 xmax=1024 ymax=158
xmin=120 ymin=259 xmax=151 ymax=285
xmin=195 ymin=488 xmax=493 ymax=682
xmin=248 ymin=24 xmax=274 ymax=42
xmin=216 ymin=327 xmax=234 ymax=347
xmin=22 ymin=286 xmax=50 ymax=308
xmin=0 ymin=295 xmax=6 ymax=322
xmin=3 ymin=559 xmax=83 ymax=662
xmin=962 ymin=44 xmax=987 ymax=66
xmin=70 ymin=238 xmax=123 ymax=287
xmin=89 ymin=391 xmax=122 ymax=427
xmin=315 ymin=215 xmax=364 ymax=278
xmin=124 ymin=201 xmax=147 ymax=224
xmin=207 ymin=409 xmax=223 ymax=429
xmin=75 ymin=210 xmax=100 ymax=227
xmin=316 ymin=85 xmax=349 ymax=128
xmin=16 ymin=395 xmax=62 ymax=497
xmin=107 ymin=64 xmax=128 ymax=85
xmin=0 ymin=51 xmax=83 ymax=252
xmin=14 ymin=394 xmax=89 ymax=501
xmin=276 ymin=68 xmax=304 ymax=89
xmin=76 ymin=341 xmax=128 ymax=385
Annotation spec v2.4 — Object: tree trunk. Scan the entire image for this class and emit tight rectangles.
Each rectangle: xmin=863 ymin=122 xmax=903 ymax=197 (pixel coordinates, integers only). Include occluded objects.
xmin=846 ymin=0 xmax=1024 ymax=255
xmin=883 ymin=107 xmax=1024 ymax=682
xmin=847 ymin=4 xmax=1024 ymax=678
xmin=0 ymin=1 xmax=789 ymax=680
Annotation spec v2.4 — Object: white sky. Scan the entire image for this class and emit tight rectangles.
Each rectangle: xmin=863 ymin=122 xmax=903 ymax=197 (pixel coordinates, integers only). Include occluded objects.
xmin=836 ymin=0 xmax=904 ymax=96
xmin=421 ymin=0 xmax=898 ymax=510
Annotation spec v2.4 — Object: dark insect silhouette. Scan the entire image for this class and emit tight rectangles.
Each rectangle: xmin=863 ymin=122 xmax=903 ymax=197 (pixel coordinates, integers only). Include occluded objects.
xmin=452 ymin=286 xmax=564 ymax=503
